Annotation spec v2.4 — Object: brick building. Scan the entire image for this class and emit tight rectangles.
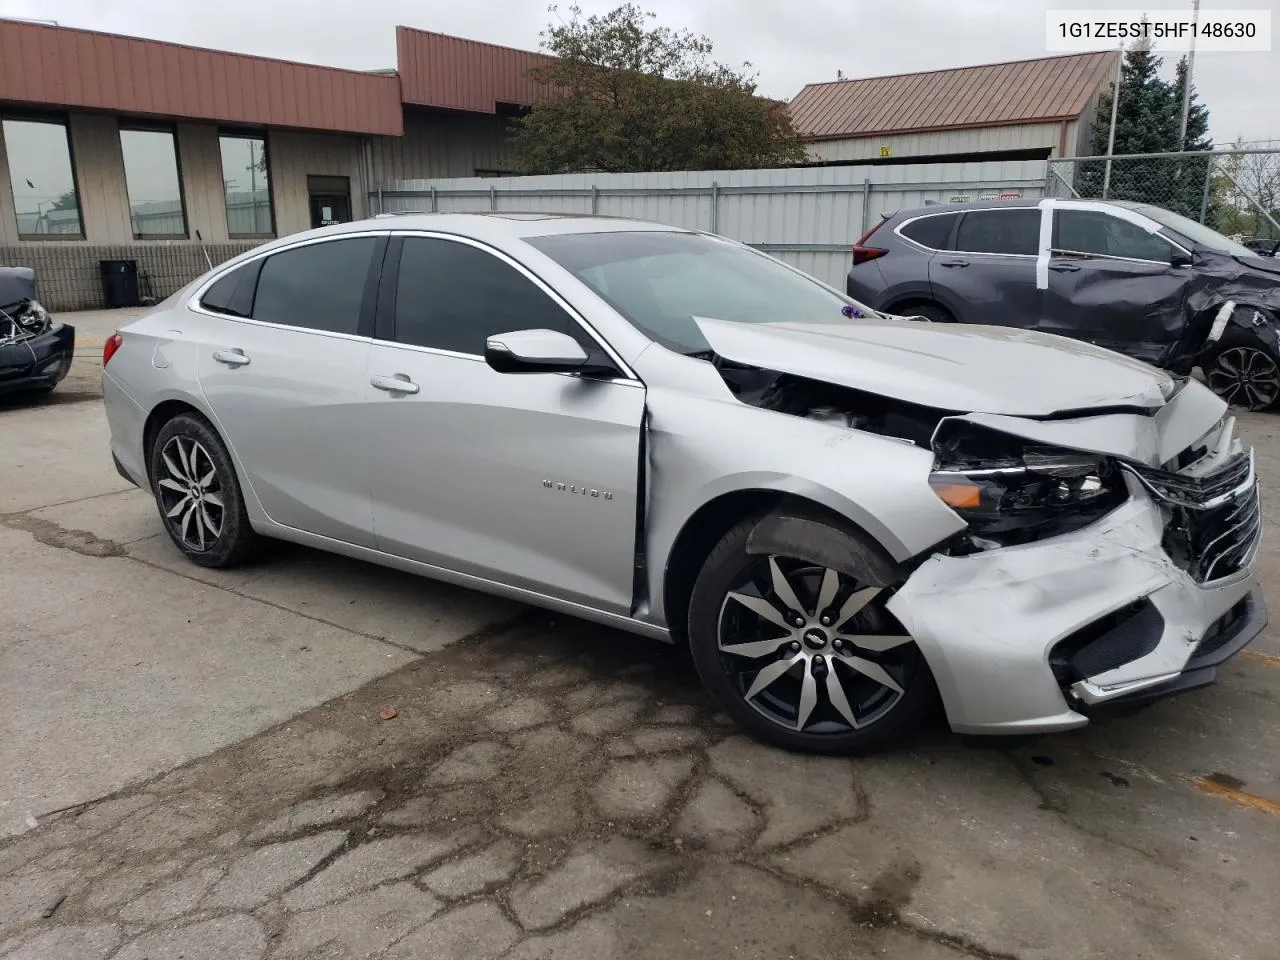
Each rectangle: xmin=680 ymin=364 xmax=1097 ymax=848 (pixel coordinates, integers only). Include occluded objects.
xmin=0 ymin=20 xmax=552 ymax=309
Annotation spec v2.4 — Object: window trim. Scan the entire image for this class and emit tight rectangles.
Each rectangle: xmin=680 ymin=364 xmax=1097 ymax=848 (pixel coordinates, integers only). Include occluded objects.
xmin=378 ymin=230 xmax=639 ymax=382
xmin=893 ymin=211 xmax=959 ymax=253
xmin=1049 ymin=207 xmax=1189 ymax=266
xmin=950 ymin=207 xmax=1043 ymax=260
xmin=187 ymin=230 xmax=390 ymax=342
xmin=217 ymin=128 xmax=276 ymax=240
xmin=118 ymin=121 xmax=190 ymax=240
xmin=2 ymin=111 xmax=86 ymax=241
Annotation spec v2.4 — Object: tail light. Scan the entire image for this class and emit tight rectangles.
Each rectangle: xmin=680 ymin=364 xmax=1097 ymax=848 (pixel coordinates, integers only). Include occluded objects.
xmin=853 ymin=219 xmax=889 ymax=266
xmin=103 ymin=333 xmax=124 ymax=367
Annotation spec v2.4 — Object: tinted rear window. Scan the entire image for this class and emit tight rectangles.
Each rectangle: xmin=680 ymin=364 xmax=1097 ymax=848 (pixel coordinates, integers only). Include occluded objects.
xmin=252 ymin=237 xmax=377 ymax=334
xmin=900 ymin=213 xmax=956 ymax=250
xmin=954 ymin=209 xmax=1041 ymax=256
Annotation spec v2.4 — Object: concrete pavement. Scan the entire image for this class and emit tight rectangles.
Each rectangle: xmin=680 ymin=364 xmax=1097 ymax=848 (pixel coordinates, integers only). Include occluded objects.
xmin=0 ymin=307 xmax=1277 ymax=959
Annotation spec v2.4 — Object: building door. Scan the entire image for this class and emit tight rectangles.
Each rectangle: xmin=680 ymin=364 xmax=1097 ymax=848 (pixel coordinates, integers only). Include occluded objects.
xmin=308 ymin=175 xmax=352 ymax=228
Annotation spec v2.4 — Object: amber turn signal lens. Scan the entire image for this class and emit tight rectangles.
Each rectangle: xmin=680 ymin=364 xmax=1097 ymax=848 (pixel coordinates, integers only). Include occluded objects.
xmin=930 ymin=482 xmax=982 ymax=509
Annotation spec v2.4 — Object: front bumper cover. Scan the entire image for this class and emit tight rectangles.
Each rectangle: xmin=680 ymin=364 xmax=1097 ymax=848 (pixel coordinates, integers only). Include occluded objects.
xmin=886 ymin=486 xmax=1264 ymax=735
xmin=0 ymin=322 xmax=75 ymax=394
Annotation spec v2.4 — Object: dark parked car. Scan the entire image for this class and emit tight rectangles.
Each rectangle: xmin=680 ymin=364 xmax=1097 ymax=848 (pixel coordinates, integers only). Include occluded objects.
xmin=847 ymin=199 xmax=1280 ymax=411
xmin=1 ymin=266 xmax=74 ymax=397
xmin=1239 ymin=236 xmax=1279 ymax=257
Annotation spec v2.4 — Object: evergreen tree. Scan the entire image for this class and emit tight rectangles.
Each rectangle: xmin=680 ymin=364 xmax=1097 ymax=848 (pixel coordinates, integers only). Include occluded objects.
xmin=1075 ymin=43 xmax=1214 ymax=221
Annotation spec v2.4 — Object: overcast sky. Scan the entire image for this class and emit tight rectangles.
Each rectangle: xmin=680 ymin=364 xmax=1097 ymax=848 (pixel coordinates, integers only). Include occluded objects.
xmin=1 ymin=0 xmax=1275 ymax=145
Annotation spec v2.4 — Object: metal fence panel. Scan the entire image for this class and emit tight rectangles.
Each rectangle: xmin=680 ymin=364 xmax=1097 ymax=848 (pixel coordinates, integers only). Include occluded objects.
xmin=375 ymin=160 xmax=1047 ymax=288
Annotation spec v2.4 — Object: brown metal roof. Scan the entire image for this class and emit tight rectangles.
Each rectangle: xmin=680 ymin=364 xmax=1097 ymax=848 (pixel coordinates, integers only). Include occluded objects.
xmin=0 ymin=19 xmax=403 ymax=136
xmin=396 ymin=27 xmax=555 ymax=113
xmin=789 ymin=51 xmax=1119 ymax=141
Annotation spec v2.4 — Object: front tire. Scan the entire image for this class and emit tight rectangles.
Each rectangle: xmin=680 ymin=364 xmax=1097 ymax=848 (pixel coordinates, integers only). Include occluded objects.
xmin=687 ymin=517 xmax=935 ymax=754
xmin=149 ymin=413 xmax=260 ymax=568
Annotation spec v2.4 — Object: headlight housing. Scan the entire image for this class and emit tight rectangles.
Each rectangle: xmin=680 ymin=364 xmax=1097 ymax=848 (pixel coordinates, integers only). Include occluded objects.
xmin=929 ymin=427 xmax=1127 ymax=551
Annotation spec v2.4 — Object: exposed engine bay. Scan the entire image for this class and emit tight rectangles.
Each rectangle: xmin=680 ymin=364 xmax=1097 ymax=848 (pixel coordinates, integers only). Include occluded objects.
xmin=717 ymin=362 xmax=945 ymax=448
xmin=1 ymin=266 xmax=52 ymax=344
xmin=1 ymin=298 xmax=53 ymax=344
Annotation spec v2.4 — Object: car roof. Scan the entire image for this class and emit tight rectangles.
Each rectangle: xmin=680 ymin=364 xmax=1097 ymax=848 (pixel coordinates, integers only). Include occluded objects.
xmin=885 ymin=197 xmax=1154 ymax=221
xmin=270 ymin=212 xmax=694 ymax=248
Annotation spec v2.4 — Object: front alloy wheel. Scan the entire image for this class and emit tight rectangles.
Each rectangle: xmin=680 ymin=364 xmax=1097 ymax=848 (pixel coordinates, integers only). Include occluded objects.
xmin=1206 ymin=346 xmax=1280 ymax=411
xmin=689 ymin=517 xmax=934 ymax=754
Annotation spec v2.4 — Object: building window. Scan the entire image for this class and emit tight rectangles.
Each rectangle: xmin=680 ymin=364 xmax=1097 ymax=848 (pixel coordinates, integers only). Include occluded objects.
xmin=219 ymin=133 xmax=274 ymax=238
xmin=119 ymin=127 xmax=188 ymax=238
xmin=2 ymin=116 xmax=83 ymax=238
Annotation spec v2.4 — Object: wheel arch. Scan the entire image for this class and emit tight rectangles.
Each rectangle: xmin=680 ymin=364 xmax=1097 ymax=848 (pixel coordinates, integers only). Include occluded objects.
xmin=141 ymin=393 xmax=270 ymax=524
xmin=659 ymin=489 xmax=904 ymax=648
xmin=881 ymin=295 xmax=954 ymax=321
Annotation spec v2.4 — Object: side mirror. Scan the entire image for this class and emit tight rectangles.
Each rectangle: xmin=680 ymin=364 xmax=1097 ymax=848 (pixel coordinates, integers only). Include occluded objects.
xmin=485 ymin=329 xmax=589 ymax=374
xmin=1170 ymin=250 xmax=1193 ymax=268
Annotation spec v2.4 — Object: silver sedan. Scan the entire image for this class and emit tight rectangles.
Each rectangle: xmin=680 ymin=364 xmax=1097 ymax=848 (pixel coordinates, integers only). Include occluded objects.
xmin=101 ymin=214 xmax=1266 ymax=753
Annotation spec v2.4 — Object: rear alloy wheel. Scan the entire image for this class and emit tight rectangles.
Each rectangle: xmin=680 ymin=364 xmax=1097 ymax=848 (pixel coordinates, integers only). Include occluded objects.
xmin=1206 ymin=346 xmax=1280 ymax=411
xmin=689 ymin=519 xmax=934 ymax=754
xmin=150 ymin=413 xmax=259 ymax=568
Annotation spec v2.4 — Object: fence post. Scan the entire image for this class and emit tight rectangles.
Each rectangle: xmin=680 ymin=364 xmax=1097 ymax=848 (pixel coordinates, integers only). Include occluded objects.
xmin=1199 ymin=156 xmax=1215 ymax=224
xmin=377 ymin=185 xmax=383 ymax=215
xmin=430 ymin=186 xmax=438 ymax=213
xmin=490 ymin=185 xmax=497 ymax=211
xmin=860 ymin=178 xmax=871 ymax=232
xmin=710 ymin=182 xmax=720 ymax=234
xmin=591 ymin=185 xmax=599 ymax=215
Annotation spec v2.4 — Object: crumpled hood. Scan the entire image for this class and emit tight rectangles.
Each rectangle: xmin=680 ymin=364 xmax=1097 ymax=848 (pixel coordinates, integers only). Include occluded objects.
xmin=695 ymin=316 xmax=1175 ymax=417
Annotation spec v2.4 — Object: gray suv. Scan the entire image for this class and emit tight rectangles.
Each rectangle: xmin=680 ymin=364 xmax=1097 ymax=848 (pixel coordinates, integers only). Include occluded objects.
xmin=846 ymin=199 xmax=1280 ymax=410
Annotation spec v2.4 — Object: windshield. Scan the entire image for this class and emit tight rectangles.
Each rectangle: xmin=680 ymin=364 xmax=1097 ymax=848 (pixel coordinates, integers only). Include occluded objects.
xmin=1134 ymin=204 xmax=1256 ymax=257
xmin=527 ymin=230 xmax=871 ymax=354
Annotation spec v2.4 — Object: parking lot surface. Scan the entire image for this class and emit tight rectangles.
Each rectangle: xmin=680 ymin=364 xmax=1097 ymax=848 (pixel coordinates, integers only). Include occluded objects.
xmin=1 ymin=309 xmax=1278 ymax=959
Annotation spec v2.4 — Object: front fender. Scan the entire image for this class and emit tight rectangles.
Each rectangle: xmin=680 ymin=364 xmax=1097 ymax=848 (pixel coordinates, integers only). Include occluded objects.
xmin=641 ymin=389 xmax=966 ymax=627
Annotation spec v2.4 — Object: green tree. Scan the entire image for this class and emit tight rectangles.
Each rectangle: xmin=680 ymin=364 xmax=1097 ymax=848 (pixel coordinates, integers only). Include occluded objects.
xmin=1077 ymin=41 xmax=1215 ymax=221
xmin=51 ymin=189 xmax=79 ymax=211
xmin=509 ymin=4 xmax=806 ymax=174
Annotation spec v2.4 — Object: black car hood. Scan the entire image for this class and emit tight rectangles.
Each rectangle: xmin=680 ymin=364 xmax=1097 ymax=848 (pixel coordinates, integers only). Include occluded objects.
xmin=0 ymin=266 xmax=36 ymax=313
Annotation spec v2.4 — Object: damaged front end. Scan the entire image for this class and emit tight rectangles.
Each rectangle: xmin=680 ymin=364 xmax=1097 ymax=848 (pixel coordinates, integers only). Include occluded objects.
xmin=1 ymin=266 xmax=75 ymax=395
xmin=886 ymin=395 xmax=1265 ymax=734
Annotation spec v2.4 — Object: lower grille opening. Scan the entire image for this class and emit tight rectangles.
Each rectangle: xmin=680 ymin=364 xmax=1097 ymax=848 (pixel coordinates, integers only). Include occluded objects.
xmin=1049 ymin=599 xmax=1164 ymax=685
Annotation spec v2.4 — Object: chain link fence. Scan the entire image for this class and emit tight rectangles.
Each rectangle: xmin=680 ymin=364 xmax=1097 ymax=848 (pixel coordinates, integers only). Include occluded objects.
xmin=1047 ymin=149 xmax=1280 ymax=247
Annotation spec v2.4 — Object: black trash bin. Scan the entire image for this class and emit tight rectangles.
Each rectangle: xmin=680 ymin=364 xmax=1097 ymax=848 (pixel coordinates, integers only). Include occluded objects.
xmin=100 ymin=259 xmax=140 ymax=309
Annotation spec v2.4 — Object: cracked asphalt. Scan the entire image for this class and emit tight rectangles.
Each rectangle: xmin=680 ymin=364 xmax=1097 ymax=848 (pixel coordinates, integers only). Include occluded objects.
xmin=2 ymin=309 xmax=1279 ymax=960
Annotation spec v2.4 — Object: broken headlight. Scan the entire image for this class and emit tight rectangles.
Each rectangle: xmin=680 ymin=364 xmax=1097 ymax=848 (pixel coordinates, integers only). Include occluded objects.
xmin=928 ymin=444 xmax=1127 ymax=550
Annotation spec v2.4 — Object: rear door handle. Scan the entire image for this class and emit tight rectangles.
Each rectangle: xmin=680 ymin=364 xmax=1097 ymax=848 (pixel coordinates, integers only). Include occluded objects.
xmin=212 ymin=349 xmax=250 ymax=367
xmin=370 ymin=374 xmax=420 ymax=395
xmin=1049 ymin=263 xmax=1081 ymax=272
xmin=939 ymin=259 xmax=970 ymax=268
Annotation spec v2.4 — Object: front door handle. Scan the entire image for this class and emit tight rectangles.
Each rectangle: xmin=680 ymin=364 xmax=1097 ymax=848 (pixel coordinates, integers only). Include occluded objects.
xmin=938 ymin=259 xmax=970 ymax=268
xmin=1049 ymin=263 xmax=1081 ymax=272
xmin=212 ymin=348 xmax=250 ymax=367
xmin=370 ymin=374 xmax=420 ymax=395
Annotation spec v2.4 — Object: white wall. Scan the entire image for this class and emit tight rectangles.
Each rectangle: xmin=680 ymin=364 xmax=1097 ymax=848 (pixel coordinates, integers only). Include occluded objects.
xmin=380 ymin=159 xmax=1050 ymax=289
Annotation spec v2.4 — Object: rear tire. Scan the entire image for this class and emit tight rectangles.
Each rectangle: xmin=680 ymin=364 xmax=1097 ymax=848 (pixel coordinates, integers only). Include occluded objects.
xmin=687 ymin=516 xmax=935 ymax=754
xmin=149 ymin=413 xmax=260 ymax=568
xmin=894 ymin=302 xmax=954 ymax=324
